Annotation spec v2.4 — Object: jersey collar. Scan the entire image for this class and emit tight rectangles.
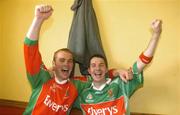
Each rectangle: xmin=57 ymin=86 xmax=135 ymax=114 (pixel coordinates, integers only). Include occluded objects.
xmin=55 ymin=77 xmax=69 ymax=84
xmin=92 ymin=78 xmax=111 ymax=91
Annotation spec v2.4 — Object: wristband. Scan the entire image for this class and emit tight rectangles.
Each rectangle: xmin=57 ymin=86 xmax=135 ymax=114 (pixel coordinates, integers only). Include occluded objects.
xmin=139 ymin=52 xmax=153 ymax=64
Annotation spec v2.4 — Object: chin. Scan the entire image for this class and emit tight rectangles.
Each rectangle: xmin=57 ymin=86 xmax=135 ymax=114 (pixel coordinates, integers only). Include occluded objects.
xmin=93 ymin=78 xmax=102 ymax=82
xmin=59 ymin=75 xmax=68 ymax=80
xmin=62 ymin=76 xmax=69 ymax=80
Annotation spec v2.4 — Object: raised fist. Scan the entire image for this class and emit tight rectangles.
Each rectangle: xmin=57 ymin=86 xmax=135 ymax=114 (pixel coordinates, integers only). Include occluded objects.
xmin=151 ymin=19 xmax=162 ymax=34
xmin=35 ymin=5 xmax=53 ymax=20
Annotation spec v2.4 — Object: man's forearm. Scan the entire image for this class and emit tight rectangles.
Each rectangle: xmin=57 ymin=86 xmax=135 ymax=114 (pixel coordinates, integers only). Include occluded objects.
xmin=136 ymin=19 xmax=162 ymax=73
xmin=143 ymin=33 xmax=161 ymax=57
xmin=26 ymin=18 xmax=44 ymax=40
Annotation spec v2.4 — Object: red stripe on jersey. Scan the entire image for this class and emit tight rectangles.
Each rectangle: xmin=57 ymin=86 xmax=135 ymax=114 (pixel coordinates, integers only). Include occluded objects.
xmin=108 ymin=69 xmax=115 ymax=79
xmin=73 ymin=76 xmax=88 ymax=82
xmin=81 ymin=96 xmax=126 ymax=115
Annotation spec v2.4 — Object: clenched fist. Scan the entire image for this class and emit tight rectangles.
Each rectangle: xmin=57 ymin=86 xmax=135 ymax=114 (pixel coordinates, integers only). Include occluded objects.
xmin=151 ymin=19 xmax=162 ymax=34
xmin=35 ymin=5 xmax=53 ymax=20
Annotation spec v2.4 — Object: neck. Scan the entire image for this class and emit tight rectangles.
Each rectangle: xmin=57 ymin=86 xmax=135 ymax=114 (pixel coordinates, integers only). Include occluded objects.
xmin=54 ymin=73 xmax=68 ymax=84
xmin=55 ymin=77 xmax=68 ymax=84
xmin=93 ymin=79 xmax=106 ymax=89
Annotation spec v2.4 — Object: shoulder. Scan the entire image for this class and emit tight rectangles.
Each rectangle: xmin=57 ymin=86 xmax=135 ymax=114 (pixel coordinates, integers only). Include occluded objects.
xmin=110 ymin=77 xmax=122 ymax=84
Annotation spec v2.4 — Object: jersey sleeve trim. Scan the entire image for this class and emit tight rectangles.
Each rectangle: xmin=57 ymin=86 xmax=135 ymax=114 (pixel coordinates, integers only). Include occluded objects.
xmin=24 ymin=37 xmax=38 ymax=45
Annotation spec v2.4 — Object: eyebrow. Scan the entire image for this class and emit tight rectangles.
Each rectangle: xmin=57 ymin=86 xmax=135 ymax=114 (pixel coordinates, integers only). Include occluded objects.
xmin=91 ymin=62 xmax=105 ymax=65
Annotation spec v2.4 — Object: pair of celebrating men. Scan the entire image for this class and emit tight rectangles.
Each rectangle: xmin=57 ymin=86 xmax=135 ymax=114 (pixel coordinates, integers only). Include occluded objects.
xmin=23 ymin=5 xmax=162 ymax=115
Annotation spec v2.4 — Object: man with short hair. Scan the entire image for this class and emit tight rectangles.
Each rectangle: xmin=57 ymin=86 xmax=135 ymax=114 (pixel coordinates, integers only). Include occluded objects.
xmin=76 ymin=19 xmax=162 ymax=115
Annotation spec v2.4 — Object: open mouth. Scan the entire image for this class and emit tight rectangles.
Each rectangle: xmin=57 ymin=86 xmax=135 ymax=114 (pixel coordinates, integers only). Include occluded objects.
xmin=94 ymin=72 xmax=102 ymax=77
xmin=62 ymin=69 xmax=69 ymax=72
xmin=61 ymin=68 xmax=70 ymax=75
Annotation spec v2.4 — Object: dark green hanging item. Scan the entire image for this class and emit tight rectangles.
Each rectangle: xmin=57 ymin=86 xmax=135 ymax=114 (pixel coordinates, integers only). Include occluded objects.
xmin=68 ymin=0 xmax=106 ymax=75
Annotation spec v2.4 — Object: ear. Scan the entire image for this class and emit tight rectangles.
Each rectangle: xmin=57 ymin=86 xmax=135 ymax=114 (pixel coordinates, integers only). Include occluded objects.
xmin=88 ymin=68 xmax=91 ymax=74
xmin=104 ymin=67 xmax=108 ymax=74
xmin=105 ymin=68 xmax=108 ymax=73
xmin=52 ymin=61 xmax=56 ymax=69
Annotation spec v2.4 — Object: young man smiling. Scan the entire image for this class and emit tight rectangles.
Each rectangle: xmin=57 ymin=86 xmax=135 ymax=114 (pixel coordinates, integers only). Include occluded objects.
xmin=77 ymin=19 xmax=162 ymax=115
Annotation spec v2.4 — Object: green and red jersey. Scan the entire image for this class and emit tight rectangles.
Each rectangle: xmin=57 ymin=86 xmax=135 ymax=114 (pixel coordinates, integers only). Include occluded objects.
xmin=23 ymin=37 xmax=90 ymax=115
xmin=77 ymin=63 xmax=143 ymax=115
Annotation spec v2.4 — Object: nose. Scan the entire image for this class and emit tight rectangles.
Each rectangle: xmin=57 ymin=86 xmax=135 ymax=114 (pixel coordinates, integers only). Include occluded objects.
xmin=64 ymin=60 xmax=73 ymax=67
xmin=94 ymin=65 xmax=101 ymax=70
xmin=61 ymin=60 xmax=68 ymax=66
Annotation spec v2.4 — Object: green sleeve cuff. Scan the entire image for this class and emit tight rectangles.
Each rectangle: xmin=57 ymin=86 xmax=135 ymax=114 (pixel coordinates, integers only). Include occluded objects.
xmin=132 ymin=62 xmax=140 ymax=74
xmin=24 ymin=37 xmax=38 ymax=45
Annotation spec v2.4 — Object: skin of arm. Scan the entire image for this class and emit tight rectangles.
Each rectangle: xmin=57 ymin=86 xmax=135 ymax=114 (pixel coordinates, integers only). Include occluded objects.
xmin=26 ymin=5 xmax=53 ymax=40
xmin=136 ymin=19 xmax=162 ymax=73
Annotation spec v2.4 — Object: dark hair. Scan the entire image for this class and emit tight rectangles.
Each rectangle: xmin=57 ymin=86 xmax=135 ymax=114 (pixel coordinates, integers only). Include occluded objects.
xmin=88 ymin=54 xmax=108 ymax=68
xmin=53 ymin=48 xmax=74 ymax=61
